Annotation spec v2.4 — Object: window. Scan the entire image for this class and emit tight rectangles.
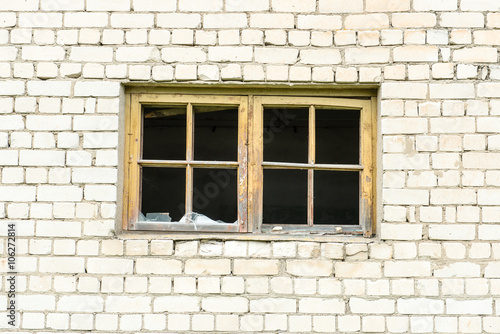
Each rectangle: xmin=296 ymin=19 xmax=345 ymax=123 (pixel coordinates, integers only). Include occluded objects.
xmin=123 ymin=88 xmax=376 ymax=237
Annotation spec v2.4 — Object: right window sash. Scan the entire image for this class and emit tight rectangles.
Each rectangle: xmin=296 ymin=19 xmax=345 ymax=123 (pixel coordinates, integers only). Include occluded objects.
xmin=249 ymin=96 xmax=375 ymax=236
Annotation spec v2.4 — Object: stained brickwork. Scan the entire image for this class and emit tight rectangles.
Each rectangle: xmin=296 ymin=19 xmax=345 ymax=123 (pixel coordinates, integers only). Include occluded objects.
xmin=1 ymin=0 xmax=500 ymax=332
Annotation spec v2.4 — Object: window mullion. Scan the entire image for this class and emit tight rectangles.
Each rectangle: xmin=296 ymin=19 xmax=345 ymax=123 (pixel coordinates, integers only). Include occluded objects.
xmin=307 ymin=105 xmax=315 ymax=227
xmin=185 ymin=102 xmax=194 ymax=215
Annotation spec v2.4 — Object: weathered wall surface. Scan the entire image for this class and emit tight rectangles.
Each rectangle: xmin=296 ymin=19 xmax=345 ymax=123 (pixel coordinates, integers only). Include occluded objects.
xmin=1 ymin=0 xmax=500 ymax=332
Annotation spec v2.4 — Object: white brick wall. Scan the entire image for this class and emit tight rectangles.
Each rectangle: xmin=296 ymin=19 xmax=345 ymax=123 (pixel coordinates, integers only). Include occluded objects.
xmin=1 ymin=0 xmax=499 ymax=332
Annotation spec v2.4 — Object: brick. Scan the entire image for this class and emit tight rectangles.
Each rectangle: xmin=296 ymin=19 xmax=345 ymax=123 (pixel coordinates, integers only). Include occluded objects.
xmin=297 ymin=15 xmax=342 ymax=30
xmin=453 ymin=47 xmax=497 ymax=63
xmin=479 ymin=83 xmax=500 ymax=98
xmin=319 ymin=0 xmax=362 ymax=12
xmin=431 ymin=189 xmax=476 ymax=205
xmin=161 ymin=47 xmax=206 ymax=63
xmin=87 ymin=258 xmax=133 ymax=274
xmin=157 ymin=14 xmax=200 ymax=28
xmin=255 ymin=48 xmax=298 ymax=64
xmin=204 ymin=14 xmax=247 ymax=28
xmin=36 ymin=220 xmax=80 ymax=237
xmin=26 ymin=115 xmax=71 ymax=131
xmin=300 ymin=49 xmax=341 ymax=65
xmin=202 ymin=297 xmax=248 ymax=313
xmin=106 ymin=296 xmax=151 ymax=313
xmin=136 ymin=258 xmax=182 ymax=274
xmin=441 ymin=13 xmax=484 ymax=28
xmin=19 ymin=13 xmax=62 ymax=28
xmin=299 ymin=298 xmax=345 ymax=314
xmin=64 ymin=13 xmax=108 ymax=28
xmin=154 ymin=296 xmax=200 ymax=312
xmin=19 ymin=150 xmax=65 ymax=167
xmin=345 ymin=14 xmax=389 ymax=30
xmin=335 ymin=262 xmax=382 ymax=278
xmin=22 ymin=46 xmax=65 ymax=61
xmin=87 ymin=0 xmax=130 ymax=11
xmin=392 ymin=13 xmax=436 ymax=28
xmin=70 ymin=47 xmax=113 ymax=62
xmin=398 ymin=298 xmax=444 ymax=314
xmin=250 ymin=14 xmax=294 ymax=29
xmin=345 ymin=48 xmax=390 ymax=64
xmin=383 ymin=189 xmax=429 ymax=205
xmin=414 ymin=0 xmax=457 ymax=10
xmin=0 ymin=0 xmax=38 ymax=10
xmin=234 ymin=259 xmax=279 ymax=275
xmin=250 ymin=298 xmax=296 ymax=313
xmin=185 ymin=259 xmax=230 ymax=275
xmin=39 ymin=257 xmax=85 ymax=273
xmin=132 ymin=0 xmax=175 ymax=11
xmin=226 ymin=0 xmax=268 ymax=11
xmin=58 ymin=296 xmax=103 ymax=312
xmin=350 ymin=298 xmax=394 ymax=314
xmin=271 ymin=0 xmax=315 ymax=12
xmin=394 ymin=46 xmax=438 ymax=62
xmin=446 ymin=299 xmax=492 ymax=315
xmin=286 ymin=260 xmax=333 ymax=277
xmin=0 ymin=81 xmax=24 ymax=95
xmin=0 ymin=47 xmax=17 ymax=61
xmin=385 ymin=261 xmax=431 ymax=277
xmin=74 ymin=82 xmax=120 ymax=97
xmin=208 ymin=46 xmax=252 ymax=62
xmin=27 ymin=81 xmax=71 ymax=97
xmin=381 ymin=224 xmax=423 ymax=240
xmin=179 ymin=0 xmax=222 ymax=11
xmin=478 ymin=190 xmax=500 ymax=205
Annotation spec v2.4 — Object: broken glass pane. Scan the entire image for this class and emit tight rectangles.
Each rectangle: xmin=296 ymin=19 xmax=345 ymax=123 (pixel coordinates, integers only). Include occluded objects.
xmin=141 ymin=167 xmax=185 ymax=222
xmin=142 ymin=106 xmax=186 ymax=160
xmin=193 ymin=168 xmax=237 ymax=224
xmin=263 ymin=107 xmax=309 ymax=163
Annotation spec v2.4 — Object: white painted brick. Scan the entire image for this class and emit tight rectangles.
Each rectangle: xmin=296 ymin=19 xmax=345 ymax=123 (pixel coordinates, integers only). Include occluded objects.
xmin=300 ymin=49 xmax=341 ymax=65
xmin=179 ymin=0 xmax=222 ymax=11
xmin=297 ymin=15 xmax=341 ymax=30
xmin=285 ymin=260 xmax=333 ymax=277
xmin=70 ymin=47 xmax=113 ymax=62
xmin=345 ymin=14 xmax=389 ymax=29
xmin=453 ymin=47 xmax=497 ymax=63
xmin=394 ymin=46 xmax=438 ymax=62
xmin=154 ymin=296 xmax=200 ymax=312
xmin=74 ymin=82 xmax=120 ymax=97
xmin=26 ymin=115 xmax=71 ymax=131
xmin=350 ymin=298 xmax=394 ymax=314
xmin=0 ymin=81 xmax=24 ymax=95
xmin=446 ymin=299 xmax=492 ymax=315
xmin=254 ymin=48 xmax=297 ymax=64
xmin=157 ymin=13 xmax=200 ymax=28
xmin=202 ymin=297 xmax=248 ymax=313
xmin=335 ymin=262 xmax=382 ymax=278
xmin=37 ymin=185 xmax=82 ymax=202
xmin=298 ymin=298 xmax=345 ymax=314
xmin=441 ymin=13 xmax=485 ymax=28
xmin=20 ymin=150 xmax=65 ymax=167
xmin=161 ymin=47 xmax=206 ymax=63
xmin=19 ymin=13 xmax=62 ymax=28
xmin=226 ymin=0 xmax=268 ymax=11
xmin=132 ymin=0 xmax=175 ymax=11
xmin=87 ymin=0 xmax=129 ymax=11
xmin=381 ymin=223 xmax=423 ymax=240
xmin=106 ymin=296 xmax=151 ymax=313
xmin=431 ymin=189 xmax=476 ymax=205
xmin=381 ymin=83 xmax=427 ymax=99
xmin=64 ymin=13 xmax=108 ymax=28
xmin=116 ymin=47 xmax=159 ymax=62
xmin=39 ymin=257 xmax=85 ymax=273
xmin=22 ymin=46 xmax=65 ymax=61
xmin=250 ymin=297 xmax=296 ymax=313
xmin=0 ymin=150 xmax=18 ymax=166
xmin=234 ymin=259 xmax=279 ymax=275
xmin=27 ymin=81 xmax=71 ymax=97
xmin=250 ymin=14 xmax=294 ymax=29
xmin=57 ymin=295 xmax=103 ymax=312
xmin=385 ymin=261 xmax=431 ymax=277
xmin=204 ymin=14 xmax=247 ymax=28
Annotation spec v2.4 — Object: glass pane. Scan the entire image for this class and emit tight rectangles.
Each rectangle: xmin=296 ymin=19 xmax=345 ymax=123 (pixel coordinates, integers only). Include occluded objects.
xmin=194 ymin=106 xmax=238 ymax=161
xmin=141 ymin=167 xmax=185 ymax=222
xmin=314 ymin=171 xmax=359 ymax=225
xmin=316 ymin=109 xmax=359 ymax=165
xmin=193 ymin=168 xmax=238 ymax=224
xmin=263 ymin=169 xmax=307 ymax=225
xmin=142 ymin=106 xmax=186 ymax=160
xmin=263 ymin=108 xmax=308 ymax=163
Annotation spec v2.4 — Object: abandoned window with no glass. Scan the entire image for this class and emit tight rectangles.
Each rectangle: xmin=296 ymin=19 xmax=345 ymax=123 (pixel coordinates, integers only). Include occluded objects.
xmin=124 ymin=92 xmax=375 ymax=236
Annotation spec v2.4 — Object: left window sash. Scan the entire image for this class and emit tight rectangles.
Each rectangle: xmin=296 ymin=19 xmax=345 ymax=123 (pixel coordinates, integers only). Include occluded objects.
xmin=123 ymin=93 xmax=248 ymax=232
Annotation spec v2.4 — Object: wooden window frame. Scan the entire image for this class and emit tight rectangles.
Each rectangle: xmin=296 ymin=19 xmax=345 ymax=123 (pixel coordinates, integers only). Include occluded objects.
xmin=123 ymin=90 xmax=376 ymax=237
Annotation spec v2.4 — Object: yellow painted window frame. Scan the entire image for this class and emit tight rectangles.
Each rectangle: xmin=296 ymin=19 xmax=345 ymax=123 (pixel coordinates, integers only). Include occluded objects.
xmin=123 ymin=90 xmax=376 ymax=237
